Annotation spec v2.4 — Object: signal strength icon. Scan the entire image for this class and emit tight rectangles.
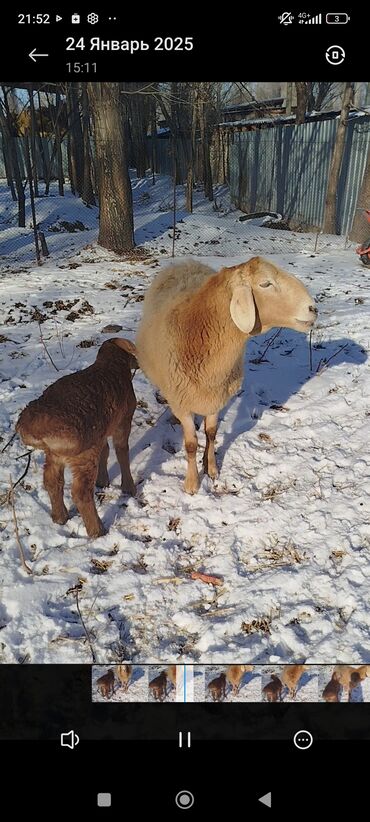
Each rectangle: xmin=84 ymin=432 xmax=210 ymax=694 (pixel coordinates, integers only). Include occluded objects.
xmin=305 ymin=13 xmax=322 ymax=24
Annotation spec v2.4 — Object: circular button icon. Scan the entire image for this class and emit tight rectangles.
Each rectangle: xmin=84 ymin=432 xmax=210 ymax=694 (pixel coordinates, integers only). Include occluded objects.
xmin=294 ymin=730 xmax=313 ymax=750
xmin=326 ymin=45 xmax=345 ymax=65
xmin=175 ymin=790 xmax=195 ymax=809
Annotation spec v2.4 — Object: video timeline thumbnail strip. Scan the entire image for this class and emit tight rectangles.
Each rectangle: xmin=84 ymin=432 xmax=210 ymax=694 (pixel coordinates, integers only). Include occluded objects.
xmin=92 ymin=664 xmax=370 ymax=703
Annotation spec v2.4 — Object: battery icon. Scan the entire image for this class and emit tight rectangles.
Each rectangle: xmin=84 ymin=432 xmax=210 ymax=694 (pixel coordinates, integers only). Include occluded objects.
xmin=326 ymin=13 xmax=350 ymax=24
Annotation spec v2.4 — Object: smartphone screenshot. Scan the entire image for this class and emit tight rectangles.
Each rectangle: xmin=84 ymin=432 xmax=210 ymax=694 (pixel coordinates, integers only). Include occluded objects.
xmin=0 ymin=5 xmax=369 ymax=814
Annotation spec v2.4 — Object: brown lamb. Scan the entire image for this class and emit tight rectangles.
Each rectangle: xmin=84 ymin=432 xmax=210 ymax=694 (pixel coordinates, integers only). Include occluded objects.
xmin=16 ymin=338 xmax=138 ymax=538
xmin=207 ymin=672 xmax=227 ymax=702
xmin=149 ymin=671 xmax=168 ymax=702
xmin=263 ymin=674 xmax=283 ymax=703
xmin=97 ymin=669 xmax=115 ymax=699
xmin=116 ymin=664 xmax=133 ymax=692
xmin=322 ymin=676 xmax=341 ymax=703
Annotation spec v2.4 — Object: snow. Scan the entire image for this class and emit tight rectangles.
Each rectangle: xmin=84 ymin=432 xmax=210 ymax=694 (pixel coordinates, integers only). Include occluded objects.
xmin=0 ymin=176 xmax=370 ymax=665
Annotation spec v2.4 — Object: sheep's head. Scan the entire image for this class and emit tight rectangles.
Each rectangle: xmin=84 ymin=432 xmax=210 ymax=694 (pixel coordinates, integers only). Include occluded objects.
xmin=228 ymin=257 xmax=317 ymax=335
xmin=99 ymin=338 xmax=139 ymax=370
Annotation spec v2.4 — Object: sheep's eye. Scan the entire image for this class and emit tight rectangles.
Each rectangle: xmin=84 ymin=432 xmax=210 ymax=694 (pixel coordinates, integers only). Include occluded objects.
xmin=260 ymin=281 xmax=272 ymax=288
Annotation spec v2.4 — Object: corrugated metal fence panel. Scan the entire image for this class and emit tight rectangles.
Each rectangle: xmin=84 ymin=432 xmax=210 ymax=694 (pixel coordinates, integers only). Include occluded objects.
xmin=339 ymin=119 xmax=370 ymax=235
xmin=230 ymin=115 xmax=370 ymax=235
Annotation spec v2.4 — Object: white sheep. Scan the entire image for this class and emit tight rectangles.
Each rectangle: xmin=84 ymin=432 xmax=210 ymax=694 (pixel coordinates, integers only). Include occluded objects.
xmin=136 ymin=256 xmax=316 ymax=494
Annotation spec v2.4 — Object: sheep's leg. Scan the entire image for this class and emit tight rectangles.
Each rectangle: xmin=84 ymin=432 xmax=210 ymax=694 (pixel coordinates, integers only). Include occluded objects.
xmin=43 ymin=450 xmax=68 ymax=524
xmin=178 ymin=413 xmax=199 ymax=494
xmin=96 ymin=440 xmax=110 ymax=488
xmin=70 ymin=448 xmax=105 ymax=538
xmin=203 ymin=413 xmax=219 ymax=479
xmin=113 ymin=415 xmax=135 ymax=496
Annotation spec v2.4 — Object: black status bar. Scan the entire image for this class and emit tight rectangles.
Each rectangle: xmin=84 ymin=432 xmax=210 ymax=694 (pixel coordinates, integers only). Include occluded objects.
xmin=0 ymin=8 xmax=364 ymax=79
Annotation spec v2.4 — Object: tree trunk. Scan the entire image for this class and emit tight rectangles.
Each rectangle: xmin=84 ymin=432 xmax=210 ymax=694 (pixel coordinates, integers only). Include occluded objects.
xmin=66 ymin=84 xmax=84 ymax=196
xmin=0 ymin=118 xmax=17 ymax=200
xmin=129 ymin=83 xmax=148 ymax=179
xmin=286 ymin=82 xmax=293 ymax=115
xmin=37 ymin=90 xmax=50 ymax=183
xmin=55 ymin=91 xmax=64 ymax=196
xmin=349 ymin=145 xmax=370 ymax=241
xmin=186 ymin=85 xmax=197 ymax=212
xmin=88 ymin=82 xmax=134 ymax=253
xmin=150 ymin=98 xmax=157 ymax=184
xmin=295 ymin=82 xmax=307 ymax=124
xmin=0 ymin=87 xmax=25 ymax=225
xmin=28 ymin=88 xmax=39 ymax=196
xmin=24 ymin=134 xmax=41 ymax=265
xmin=199 ymin=90 xmax=213 ymax=201
xmin=323 ymin=82 xmax=354 ymax=234
xmin=81 ymin=85 xmax=95 ymax=205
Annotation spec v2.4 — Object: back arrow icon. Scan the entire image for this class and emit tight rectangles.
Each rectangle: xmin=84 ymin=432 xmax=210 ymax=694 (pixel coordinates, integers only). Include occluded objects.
xmin=29 ymin=49 xmax=49 ymax=62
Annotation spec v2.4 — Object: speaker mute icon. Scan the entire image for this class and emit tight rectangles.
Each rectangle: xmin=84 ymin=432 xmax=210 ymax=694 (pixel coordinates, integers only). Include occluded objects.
xmin=60 ymin=730 xmax=80 ymax=749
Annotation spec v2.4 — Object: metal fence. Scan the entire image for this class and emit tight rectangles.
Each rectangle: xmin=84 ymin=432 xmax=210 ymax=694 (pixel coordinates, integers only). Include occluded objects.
xmin=228 ymin=114 xmax=370 ymax=235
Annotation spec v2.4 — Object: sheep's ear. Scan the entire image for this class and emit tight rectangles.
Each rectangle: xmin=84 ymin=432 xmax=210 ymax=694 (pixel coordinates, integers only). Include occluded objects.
xmin=113 ymin=338 xmax=137 ymax=355
xmin=112 ymin=338 xmax=139 ymax=369
xmin=230 ymin=285 xmax=256 ymax=333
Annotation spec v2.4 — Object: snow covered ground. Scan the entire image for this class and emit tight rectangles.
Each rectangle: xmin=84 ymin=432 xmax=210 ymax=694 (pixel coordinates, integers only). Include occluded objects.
xmin=1 ymin=176 xmax=370 ymax=665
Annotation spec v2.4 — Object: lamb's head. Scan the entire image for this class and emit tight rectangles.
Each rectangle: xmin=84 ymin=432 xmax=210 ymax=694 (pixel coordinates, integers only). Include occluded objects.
xmin=98 ymin=338 xmax=138 ymax=370
xmin=227 ymin=257 xmax=317 ymax=335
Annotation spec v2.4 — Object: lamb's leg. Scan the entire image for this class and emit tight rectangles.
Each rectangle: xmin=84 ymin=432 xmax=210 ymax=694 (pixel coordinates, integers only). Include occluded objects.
xmin=203 ymin=413 xmax=219 ymax=479
xmin=113 ymin=415 xmax=135 ymax=496
xmin=178 ymin=412 xmax=199 ymax=494
xmin=96 ymin=439 xmax=109 ymax=488
xmin=70 ymin=448 xmax=105 ymax=538
xmin=43 ymin=450 xmax=68 ymax=524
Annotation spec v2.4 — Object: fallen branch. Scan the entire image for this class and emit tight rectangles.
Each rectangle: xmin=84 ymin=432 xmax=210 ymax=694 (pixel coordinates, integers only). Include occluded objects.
xmin=156 ymin=576 xmax=186 ymax=585
xmin=1 ymin=431 xmax=17 ymax=453
xmin=316 ymin=343 xmax=348 ymax=374
xmin=309 ymin=329 xmax=313 ymax=372
xmin=38 ymin=321 xmax=60 ymax=372
xmin=12 ymin=450 xmax=32 ymax=491
xmin=9 ymin=477 xmax=32 ymax=575
xmin=75 ymin=587 xmax=97 ymax=663
xmin=251 ymin=327 xmax=282 ymax=364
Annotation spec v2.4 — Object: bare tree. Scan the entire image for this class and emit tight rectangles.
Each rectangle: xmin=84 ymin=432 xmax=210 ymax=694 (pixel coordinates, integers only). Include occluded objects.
xmin=81 ymin=85 xmax=95 ymax=206
xmin=0 ymin=86 xmax=26 ymax=225
xmin=66 ymin=83 xmax=84 ymax=196
xmin=323 ymin=82 xmax=354 ymax=234
xmin=199 ymin=83 xmax=213 ymax=201
xmin=88 ymin=82 xmax=134 ymax=253
xmin=295 ymin=82 xmax=307 ymax=124
xmin=285 ymin=82 xmax=293 ymax=115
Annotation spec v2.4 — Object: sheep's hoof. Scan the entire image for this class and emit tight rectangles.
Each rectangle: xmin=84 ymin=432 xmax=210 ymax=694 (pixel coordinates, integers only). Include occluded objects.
xmin=96 ymin=477 xmax=110 ymax=489
xmin=52 ymin=508 xmax=69 ymax=525
xmin=184 ymin=476 xmax=200 ymax=495
xmin=121 ymin=480 xmax=136 ymax=496
xmin=86 ymin=521 xmax=106 ymax=538
xmin=205 ymin=464 xmax=219 ymax=480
